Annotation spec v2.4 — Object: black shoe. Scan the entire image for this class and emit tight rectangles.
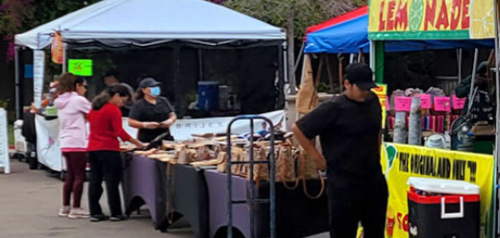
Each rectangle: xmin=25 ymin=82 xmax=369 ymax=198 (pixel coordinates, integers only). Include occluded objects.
xmin=110 ymin=215 xmax=128 ymax=222
xmin=90 ymin=214 xmax=109 ymax=222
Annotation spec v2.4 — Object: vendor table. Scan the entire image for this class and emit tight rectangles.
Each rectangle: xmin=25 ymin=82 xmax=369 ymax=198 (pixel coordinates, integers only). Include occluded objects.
xmin=122 ymin=153 xmax=209 ymax=236
xmin=122 ymin=153 xmax=329 ymax=238
xmin=204 ymin=170 xmax=329 ymax=238
xmin=122 ymin=153 xmax=168 ymax=230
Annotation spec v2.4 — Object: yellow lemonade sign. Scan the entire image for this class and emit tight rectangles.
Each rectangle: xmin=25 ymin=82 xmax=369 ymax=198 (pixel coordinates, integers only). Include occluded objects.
xmin=368 ymin=0 xmax=496 ymax=40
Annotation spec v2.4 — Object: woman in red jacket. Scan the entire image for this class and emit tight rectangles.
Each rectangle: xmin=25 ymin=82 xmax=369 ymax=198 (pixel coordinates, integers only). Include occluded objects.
xmin=87 ymin=85 xmax=144 ymax=222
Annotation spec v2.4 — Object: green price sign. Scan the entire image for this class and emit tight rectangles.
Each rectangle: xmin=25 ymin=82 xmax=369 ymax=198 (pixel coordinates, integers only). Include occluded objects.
xmin=68 ymin=59 xmax=93 ymax=76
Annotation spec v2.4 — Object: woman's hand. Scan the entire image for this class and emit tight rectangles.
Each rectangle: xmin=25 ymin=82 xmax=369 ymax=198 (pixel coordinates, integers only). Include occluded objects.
xmin=142 ymin=122 xmax=161 ymax=129
xmin=131 ymin=139 xmax=146 ymax=150
xmin=160 ymin=119 xmax=174 ymax=128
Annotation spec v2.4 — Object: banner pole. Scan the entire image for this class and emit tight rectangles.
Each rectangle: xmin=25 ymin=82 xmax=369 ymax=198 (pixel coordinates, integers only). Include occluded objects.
xmin=493 ymin=0 xmax=500 ymax=236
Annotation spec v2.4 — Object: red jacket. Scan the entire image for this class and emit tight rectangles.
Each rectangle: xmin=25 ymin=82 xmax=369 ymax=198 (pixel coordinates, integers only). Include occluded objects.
xmin=87 ymin=103 xmax=131 ymax=152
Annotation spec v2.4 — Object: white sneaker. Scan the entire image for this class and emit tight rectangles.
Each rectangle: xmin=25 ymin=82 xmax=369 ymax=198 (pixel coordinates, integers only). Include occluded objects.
xmin=58 ymin=206 xmax=71 ymax=217
xmin=68 ymin=208 xmax=90 ymax=219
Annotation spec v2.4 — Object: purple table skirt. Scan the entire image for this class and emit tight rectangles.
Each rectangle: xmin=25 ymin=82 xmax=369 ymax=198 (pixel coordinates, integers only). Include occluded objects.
xmin=204 ymin=170 xmax=329 ymax=238
xmin=122 ymin=153 xmax=168 ymax=230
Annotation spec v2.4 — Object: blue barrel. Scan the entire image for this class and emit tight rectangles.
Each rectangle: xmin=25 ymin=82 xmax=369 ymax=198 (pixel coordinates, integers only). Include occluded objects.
xmin=197 ymin=81 xmax=219 ymax=111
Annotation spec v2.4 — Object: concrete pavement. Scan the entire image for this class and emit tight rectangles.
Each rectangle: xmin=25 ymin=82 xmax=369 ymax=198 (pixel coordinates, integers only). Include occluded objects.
xmin=0 ymin=159 xmax=192 ymax=238
xmin=0 ymin=159 xmax=328 ymax=238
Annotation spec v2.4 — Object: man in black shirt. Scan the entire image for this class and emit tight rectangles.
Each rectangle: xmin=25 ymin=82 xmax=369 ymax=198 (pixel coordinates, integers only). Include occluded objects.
xmin=293 ymin=63 xmax=388 ymax=238
xmin=103 ymin=70 xmax=135 ymax=116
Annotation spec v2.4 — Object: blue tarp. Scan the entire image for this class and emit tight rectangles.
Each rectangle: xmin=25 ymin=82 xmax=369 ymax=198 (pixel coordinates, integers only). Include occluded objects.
xmin=304 ymin=13 xmax=495 ymax=54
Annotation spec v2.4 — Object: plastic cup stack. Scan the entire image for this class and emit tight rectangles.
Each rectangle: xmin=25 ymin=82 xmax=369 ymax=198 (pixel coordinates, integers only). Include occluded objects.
xmin=408 ymin=97 xmax=422 ymax=145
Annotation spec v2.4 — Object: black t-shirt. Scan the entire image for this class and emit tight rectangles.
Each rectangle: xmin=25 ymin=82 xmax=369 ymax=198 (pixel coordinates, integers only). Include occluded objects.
xmin=129 ymin=97 xmax=175 ymax=142
xmin=296 ymin=92 xmax=384 ymax=189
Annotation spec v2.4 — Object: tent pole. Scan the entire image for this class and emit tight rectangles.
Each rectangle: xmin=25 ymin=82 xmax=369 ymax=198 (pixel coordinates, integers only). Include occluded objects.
xmin=14 ymin=46 xmax=21 ymax=120
xmin=294 ymin=41 xmax=305 ymax=74
xmin=370 ymin=40 xmax=376 ymax=81
xmin=174 ymin=44 xmax=182 ymax=115
xmin=457 ymin=48 xmax=463 ymax=84
xmin=198 ymin=49 xmax=203 ymax=81
xmin=283 ymin=41 xmax=289 ymax=91
xmin=62 ymin=43 xmax=67 ymax=73
xmin=493 ymin=0 xmax=500 ymax=236
xmin=277 ymin=43 xmax=285 ymax=109
xmin=324 ymin=54 xmax=335 ymax=93
xmin=468 ymin=48 xmax=479 ymax=111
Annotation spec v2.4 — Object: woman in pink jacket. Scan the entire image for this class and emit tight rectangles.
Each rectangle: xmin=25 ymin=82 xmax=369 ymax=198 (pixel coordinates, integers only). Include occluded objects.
xmin=55 ymin=73 xmax=91 ymax=219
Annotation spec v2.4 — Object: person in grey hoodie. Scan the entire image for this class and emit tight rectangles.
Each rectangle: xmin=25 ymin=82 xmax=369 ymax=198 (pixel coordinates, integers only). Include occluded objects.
xmin=55 ymin=73 xmax=92 ymax=219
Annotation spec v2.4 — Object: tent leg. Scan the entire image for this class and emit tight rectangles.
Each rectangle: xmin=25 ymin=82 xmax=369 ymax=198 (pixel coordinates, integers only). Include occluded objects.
xmin=369 ymin=41 xmax=385 ymax=83
xmin=14 ymin=46 xmax=21 ymax=120
xmin=277 ymin=43 xmax=285 ymax=109
xmin=294 ymin=42 xmax=305 ymax=74
xmin=324 ymin=54 xmax=335 ymax=93
xmin=493 ymin=0 xmax=500 ymax=237
xmin=457 ymin=49 xmax=463 ymax=84
xmin=173 ymin=44 xmax=182 ymax=116
xmin=283 ymin=42 xmax=289 ymax=87
xmin=198 ymin=49 xmax=203 ymax=81
xmin=62 ymin=43 xmax=67 ymax=73
xmin=468 ymin=48 xmax=479 ymax=111
xmin=375 ymin=42 xmax=385 ymax=84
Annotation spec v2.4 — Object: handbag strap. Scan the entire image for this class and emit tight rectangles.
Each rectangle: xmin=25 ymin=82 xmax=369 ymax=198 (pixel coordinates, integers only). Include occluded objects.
xmin=302 ymin=171 xmax=325 ymax=200
xmin=279 ymin=146 xmax=299 ymax=190
xmin=299 ymin=150 xmax=325 ymax=199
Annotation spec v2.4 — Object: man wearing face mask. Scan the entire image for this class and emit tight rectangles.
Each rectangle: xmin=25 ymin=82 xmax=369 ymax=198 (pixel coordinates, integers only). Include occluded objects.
xmin=128 ymin=78 xmax=177 ymax=142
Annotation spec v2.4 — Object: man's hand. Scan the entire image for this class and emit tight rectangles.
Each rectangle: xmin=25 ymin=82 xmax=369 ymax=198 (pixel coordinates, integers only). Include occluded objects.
xmin=293 ymin=124 xmax=327 ymax=171
xmin=310 ymin=149 xmax=327 ymax=171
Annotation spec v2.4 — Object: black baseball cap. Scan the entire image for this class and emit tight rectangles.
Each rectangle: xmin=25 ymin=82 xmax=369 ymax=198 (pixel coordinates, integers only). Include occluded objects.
xmin=344 ymin=63 xmax=376 ymax=90
xmin=139 ymin=77 xmax=161 ymax=88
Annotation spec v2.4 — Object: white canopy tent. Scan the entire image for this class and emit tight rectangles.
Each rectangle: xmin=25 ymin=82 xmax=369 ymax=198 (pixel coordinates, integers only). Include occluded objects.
xmin=13 ymin=0 xmax=286 ymax=119
xmin=15 ymin=0 xmax=285 ymax=49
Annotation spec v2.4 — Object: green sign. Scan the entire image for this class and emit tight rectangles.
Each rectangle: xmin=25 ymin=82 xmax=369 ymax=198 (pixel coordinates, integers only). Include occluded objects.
xmin=68 ymin=59 xmax=93 ymax=76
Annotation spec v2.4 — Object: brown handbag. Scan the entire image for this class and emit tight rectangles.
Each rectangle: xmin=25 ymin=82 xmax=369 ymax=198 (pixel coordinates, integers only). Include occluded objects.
xmin=216 ymin=146 xmax=244 ymax=174
xmin=249 ymin=147 xmax=269 ymax=182
xmin=276 ymin=144 xmax=299 ymax=189
xmin=216 ymin=151 xmax=227 ymax=173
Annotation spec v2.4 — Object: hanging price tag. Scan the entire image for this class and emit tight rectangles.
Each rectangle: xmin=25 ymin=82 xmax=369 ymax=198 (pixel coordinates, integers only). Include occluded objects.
xmin=395 ymin=97 xmax=411 ymax=112
xmin=452 ymin=95 xmax=466 ymax=109
xmin=417 ymin=94 xmax=431 ymax=109
xmin=434 ymin=97 xmax=451 ymax=112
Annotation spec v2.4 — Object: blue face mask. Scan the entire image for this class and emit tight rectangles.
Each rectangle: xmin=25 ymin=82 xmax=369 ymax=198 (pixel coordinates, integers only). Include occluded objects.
xmin=150 ymin=86 xmax=161 ymax=97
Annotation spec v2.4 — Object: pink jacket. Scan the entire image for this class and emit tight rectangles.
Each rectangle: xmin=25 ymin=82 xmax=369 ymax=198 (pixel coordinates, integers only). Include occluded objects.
xmin=55 ymin=92 xmax=91 ymax=149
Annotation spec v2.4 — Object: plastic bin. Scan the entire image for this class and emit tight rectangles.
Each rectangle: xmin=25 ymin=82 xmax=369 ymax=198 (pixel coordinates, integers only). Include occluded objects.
xmin=407 ymin=177 xmax=480 ymax=238
xmin=197 ymin=81 xmax=219 ymax=111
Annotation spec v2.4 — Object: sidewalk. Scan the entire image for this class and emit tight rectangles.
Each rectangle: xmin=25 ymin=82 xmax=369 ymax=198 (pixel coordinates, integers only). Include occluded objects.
xmin=0 ymin=159 xmax=191 ymax=238
xmin=0 ymin=159 xmax=329 ymax=238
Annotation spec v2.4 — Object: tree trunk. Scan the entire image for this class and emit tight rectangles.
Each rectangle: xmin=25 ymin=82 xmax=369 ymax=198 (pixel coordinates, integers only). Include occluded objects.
xmin=287 ymin=11 xmax=297 ymax=95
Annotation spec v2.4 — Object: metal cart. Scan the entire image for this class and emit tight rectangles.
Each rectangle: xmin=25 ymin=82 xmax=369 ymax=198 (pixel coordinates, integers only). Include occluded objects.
xmin=226 ymin=115 xmax=276 ymax=238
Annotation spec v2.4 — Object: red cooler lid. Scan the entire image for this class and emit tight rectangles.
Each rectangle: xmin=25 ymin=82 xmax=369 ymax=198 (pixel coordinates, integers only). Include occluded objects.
xmin=408 ymin=190 xmax=480 ymax=204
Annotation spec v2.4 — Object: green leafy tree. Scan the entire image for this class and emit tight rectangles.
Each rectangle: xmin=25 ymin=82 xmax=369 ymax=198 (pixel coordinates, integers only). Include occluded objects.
xmin=223 ymin=0 xmax=366 ymax=93
xmin=0 ymin=0 xmax=101 ymax=60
